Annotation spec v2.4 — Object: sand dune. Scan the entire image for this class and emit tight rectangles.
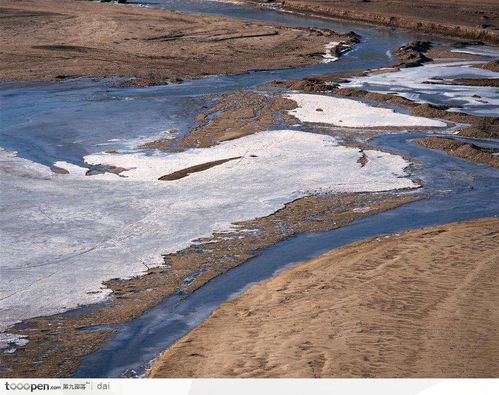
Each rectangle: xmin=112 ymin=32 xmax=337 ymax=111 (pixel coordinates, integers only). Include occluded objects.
xmin=150 ymin=218 xmax=499 ymax=378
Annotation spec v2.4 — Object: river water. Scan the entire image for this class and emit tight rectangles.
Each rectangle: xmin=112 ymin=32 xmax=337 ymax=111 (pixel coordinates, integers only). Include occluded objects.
xmin=0 ymin=0 xmax=497 ymax=377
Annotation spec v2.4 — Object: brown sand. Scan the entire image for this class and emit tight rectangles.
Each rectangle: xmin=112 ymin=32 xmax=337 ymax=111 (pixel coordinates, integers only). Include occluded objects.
xmin=435 ymin=78 xmax=499 ymax=87
xmin=417 ymin=137 xmax=499 ymax=168
xmin=150 ymin=217 xmax=499 ymax=378
xmin=474 ymin=60 xmax=499 ymax=72
xmin=0 ymin=0 xmax=356 ymax=86
xmin=243 ymin=0 xmax=499 ymax=44
xmin=393 ymin=41 xmax=432 ymax=68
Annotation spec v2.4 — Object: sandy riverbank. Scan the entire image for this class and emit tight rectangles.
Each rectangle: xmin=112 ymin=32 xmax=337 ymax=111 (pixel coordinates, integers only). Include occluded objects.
xmin=243 ymin=0 xmax=499 ymax=44
xmin=149 ymin=217 xmax=499 ymax=378
xmin=0 ymin=0 xmax=356 ymax=86
xmin=140 ymin=91 xmax=298 ymax=151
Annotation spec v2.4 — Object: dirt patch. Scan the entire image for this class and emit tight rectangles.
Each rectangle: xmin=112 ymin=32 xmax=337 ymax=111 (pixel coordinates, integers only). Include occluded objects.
xmin=158 ymin=157 xmax=242 ymax=181
xmin=140 ymin=91 xmax=298 ymax=151
xmin=31 ymin=45 xmax=97 ymax=53
xmin=243 ymin=0 xmax=499 ymax=44
xmin=0 ymin=191 xmax=420 ymax=378
xmin=149 ymin=217 xmax=499 ymax=378
xmin=422 ymin=77 xmax=499 ymax=87
xmin=417 ymin=137 xmax=499 ymax=168
xmin=451 ymin=78 xmax=499 ymax=87
xmin=426 ymin=47 xmax=485 ymax=61
xmin=50 ymin=166 xmax=69 ymax=175
xmin=473 ymin=60 xmax=499 ymax=72
xmin=0 ymin=0 xmax=357 ymax=86
xmin=393 ymin=41 xmax=432 ymax=68
xmin=84 ymin=165 xmax=128 ymax=177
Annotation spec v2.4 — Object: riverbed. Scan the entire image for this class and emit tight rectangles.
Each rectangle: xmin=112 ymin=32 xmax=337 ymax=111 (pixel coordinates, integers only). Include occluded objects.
xmin=0 ymin=0 xmax=498 ymax=378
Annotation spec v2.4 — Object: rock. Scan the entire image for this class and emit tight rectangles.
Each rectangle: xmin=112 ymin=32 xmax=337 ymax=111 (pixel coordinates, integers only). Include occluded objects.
xmin=51 ymin=166 xmax=69 ymax=175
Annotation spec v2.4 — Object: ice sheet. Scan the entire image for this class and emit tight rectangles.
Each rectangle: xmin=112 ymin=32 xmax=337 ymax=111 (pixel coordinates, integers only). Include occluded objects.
xmin=342 ymin=61 xmax=499 ymax=116
xmin=0 ymin=130 xmax=417 ymax=338
xmin=451 ymin=45 xmax=499 ymax=58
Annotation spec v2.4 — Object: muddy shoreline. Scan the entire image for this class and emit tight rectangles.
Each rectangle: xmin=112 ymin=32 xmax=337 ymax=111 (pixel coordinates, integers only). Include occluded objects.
xmin=244 ymin=0 xmax=499 ymax=44
xmin=140 ymin=91 xmax=298 ymax=151
xmin=417 ymin=137 xmax=499 ymax=168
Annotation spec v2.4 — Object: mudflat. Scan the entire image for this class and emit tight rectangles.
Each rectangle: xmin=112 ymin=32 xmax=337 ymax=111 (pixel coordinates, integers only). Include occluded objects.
xmin=246 ymin=0 xmax=499 ymax=43
xmin=150 ymin=217 xmax=499 ymax=378
xmin=0 ymin=0 xmax=350 ymax=85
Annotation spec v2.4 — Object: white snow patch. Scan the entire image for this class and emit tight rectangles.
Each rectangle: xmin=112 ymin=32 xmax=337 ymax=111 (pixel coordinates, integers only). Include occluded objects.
xmin=323 ymin=41 xmax=340 ymax=63
xmin=286 ymin=93 xmax=446 ymax=128
xmin=450 ymin=45 xmax=499 ymax=58
xmin=0 ymin=333 xmax=29 ymax=351
xmin=0 ymin=130 xmax=417 ymax=333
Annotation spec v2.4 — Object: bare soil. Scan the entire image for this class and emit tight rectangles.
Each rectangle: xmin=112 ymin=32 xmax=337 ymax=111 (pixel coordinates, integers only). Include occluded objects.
xmin=140 ymin=91 xmax=298 ymax=151
xmin=150 ymin=217 xmax=499 ymax=378
xmin=474 ymin=60 xmax=499 ymax=72
xmin=0 ymin=0 xmax=356 ymax=86
xmin=245 ymin=0 xmax=499 ymax=44
xmin=158 ymin=157 xmax=242 ymax=181
xmin=428 ymin=78 xmax=499 ymax=87
xmin=417 ymin=137 xmax=499 ymax=168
